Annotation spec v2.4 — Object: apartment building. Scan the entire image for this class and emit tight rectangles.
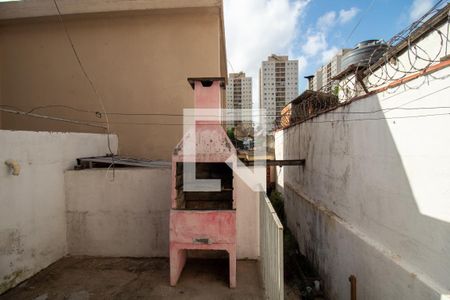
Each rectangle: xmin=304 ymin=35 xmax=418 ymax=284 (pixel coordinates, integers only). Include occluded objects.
xmin=259 ymin=55 xmax=298 ymax=130
xmin=226 ymin=72 xmax=252 ymax=127
xmin=305 ymin=49 xmax=349 ymax=93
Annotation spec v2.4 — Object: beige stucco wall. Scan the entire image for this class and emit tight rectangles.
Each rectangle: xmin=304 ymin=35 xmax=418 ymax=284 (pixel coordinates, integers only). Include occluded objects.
xmin=0 ymin=7 xmax=226 ymax=160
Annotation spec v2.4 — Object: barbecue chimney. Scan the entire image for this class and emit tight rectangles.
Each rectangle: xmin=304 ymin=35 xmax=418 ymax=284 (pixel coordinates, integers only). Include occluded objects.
xmin=169 ymin=77 xmax=238 ymax=288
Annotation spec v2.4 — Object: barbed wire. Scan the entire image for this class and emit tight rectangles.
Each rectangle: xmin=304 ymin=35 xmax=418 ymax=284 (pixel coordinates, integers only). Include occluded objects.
xmin=0 ymin=2 xmax=448 ymax=132
xmin=279 ymin=1 xmax=450 ymax=129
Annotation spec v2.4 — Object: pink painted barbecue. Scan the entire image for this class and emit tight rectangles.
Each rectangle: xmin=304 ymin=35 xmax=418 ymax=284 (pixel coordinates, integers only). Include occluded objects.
xmin=170 ymin=77 xmax=238 ymax=288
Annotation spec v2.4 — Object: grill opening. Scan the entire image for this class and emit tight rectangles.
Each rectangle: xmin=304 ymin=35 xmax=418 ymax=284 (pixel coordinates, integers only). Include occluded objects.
xmin=175 ymin=162 xmax=233 ymax=210
xmin=183 ymin=251 xmax=230 ymax=284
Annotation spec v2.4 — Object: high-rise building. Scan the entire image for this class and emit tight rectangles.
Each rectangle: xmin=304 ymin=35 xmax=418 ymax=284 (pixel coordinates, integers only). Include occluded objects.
xmin=225 ymin=72 xmax=252 ymax=127
xmin=259 ymin=54 xmax=298 ymax=130
xmin=305 ymin=48 xmax=350 ymax=94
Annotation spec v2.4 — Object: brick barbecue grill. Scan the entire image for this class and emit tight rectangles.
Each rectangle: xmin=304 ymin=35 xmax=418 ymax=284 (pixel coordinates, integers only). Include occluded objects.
xmin=169 ymin=77 xmax=238 ymax=288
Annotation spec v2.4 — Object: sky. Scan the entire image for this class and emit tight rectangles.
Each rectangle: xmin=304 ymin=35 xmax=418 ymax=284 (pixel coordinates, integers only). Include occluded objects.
xmin=223 ymin=0 xmax=441 ymax=107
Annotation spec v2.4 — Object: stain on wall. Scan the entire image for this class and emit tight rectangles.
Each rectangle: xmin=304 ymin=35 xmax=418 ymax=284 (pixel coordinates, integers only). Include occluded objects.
xmin=0 ymin=130 xmax=118 ymax=294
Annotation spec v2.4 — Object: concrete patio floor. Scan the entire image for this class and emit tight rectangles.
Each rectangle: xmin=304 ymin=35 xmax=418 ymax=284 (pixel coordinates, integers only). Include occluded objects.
xmin=0 ymin=257 xmax=264 ymax=300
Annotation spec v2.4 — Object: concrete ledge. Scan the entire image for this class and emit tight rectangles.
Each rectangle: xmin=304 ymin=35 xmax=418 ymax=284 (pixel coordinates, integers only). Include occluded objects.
xmin=0 ymin=0 xmax=222 ymax=21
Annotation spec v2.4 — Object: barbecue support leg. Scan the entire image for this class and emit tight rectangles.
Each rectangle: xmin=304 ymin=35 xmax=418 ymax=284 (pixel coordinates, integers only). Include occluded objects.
xmin=229 ymin=247 xmax=236 ymax=288
xmin=170 ymin=246 xmax=186 ymax=286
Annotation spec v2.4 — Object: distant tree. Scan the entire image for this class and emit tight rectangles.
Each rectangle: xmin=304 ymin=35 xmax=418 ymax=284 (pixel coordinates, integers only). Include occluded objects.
xmin=332 ymin=85 xmax=339 ymax=97
xmin=226 ymin=127 xmax=235 ymax=141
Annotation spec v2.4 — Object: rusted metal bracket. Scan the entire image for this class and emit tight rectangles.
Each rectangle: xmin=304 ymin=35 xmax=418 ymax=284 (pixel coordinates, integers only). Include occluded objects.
xmin=349 ymin=275 xmax=357 ymax=300
xmin=75 ymin=156 xmax=170 ymax=169
xmin=356 ymin=71 xmax=369 ymax=94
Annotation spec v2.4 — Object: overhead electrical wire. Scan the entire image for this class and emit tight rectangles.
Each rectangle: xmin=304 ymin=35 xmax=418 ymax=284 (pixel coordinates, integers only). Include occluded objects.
xmin=2 ymin=80 xmax=449 ymax=118
xmin=52 ymin=0 xmax=116 ymax=178
xmin=0 ymin=107 xmax=107 ymax=129
xmin=345 ymin=0 xmax=377 ymax=43
xmin=1 ymin=73 xmax=449 ymax=128
xmin=3 ymin=102 xmax=449 ymax=118
xmin=3 ymin=106 xmax=448 ymax=127
xmin=276 ymin=2 xmax=450 ymax=129
xmin=1 ymin=1 xmax=448 ymax=131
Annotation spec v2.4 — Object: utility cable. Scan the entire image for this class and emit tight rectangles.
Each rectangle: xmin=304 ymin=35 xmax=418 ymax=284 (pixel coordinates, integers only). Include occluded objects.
xmin=345 ymin=0 xmax=376 ymax=44
xmin=0 ymin=107 xmax=107 ymax=129
xmin=52 ymin=0 xmax=115 ymax=178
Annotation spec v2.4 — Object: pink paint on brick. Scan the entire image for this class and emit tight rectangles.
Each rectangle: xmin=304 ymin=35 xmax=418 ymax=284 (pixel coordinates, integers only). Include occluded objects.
xmin=169 ymin=78 xmax=238 ymax=288
xmin=170 ymin=211 xmax=236 ymax=244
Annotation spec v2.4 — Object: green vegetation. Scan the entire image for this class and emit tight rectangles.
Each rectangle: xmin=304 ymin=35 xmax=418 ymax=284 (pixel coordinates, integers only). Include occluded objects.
xmin=332 ymin=85 xmax=339 ymax=97
xmin=226 ymin=127 xmax=235 ymax=141
xmin=1 ymin=269 xmax=27 ymax=294
xmin=269 ymin=190 xmax=285 ymax=224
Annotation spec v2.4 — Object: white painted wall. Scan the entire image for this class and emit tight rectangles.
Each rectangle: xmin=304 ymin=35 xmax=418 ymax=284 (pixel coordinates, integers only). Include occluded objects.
xmin=340 ymin=22 xmax=450 ymax=100
xmin=65 ymin=168 xmax=171 ymax=257
xmin=367 ymin=23 xmax=450 ymax=89
xmin=0 ymin=130 xmax=118 ymax=294
xmin=0 ymin=130 xmax=260 ymax=295
xmin=275 ymin=66 xmax=450 ymax=299
xmin=235 ymin=175 xmax=260 ymax=259
xmin=259 ymin=192 xmax=283 ymax=300
xmin=65 ymin=167 xmax=260 ymax=259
